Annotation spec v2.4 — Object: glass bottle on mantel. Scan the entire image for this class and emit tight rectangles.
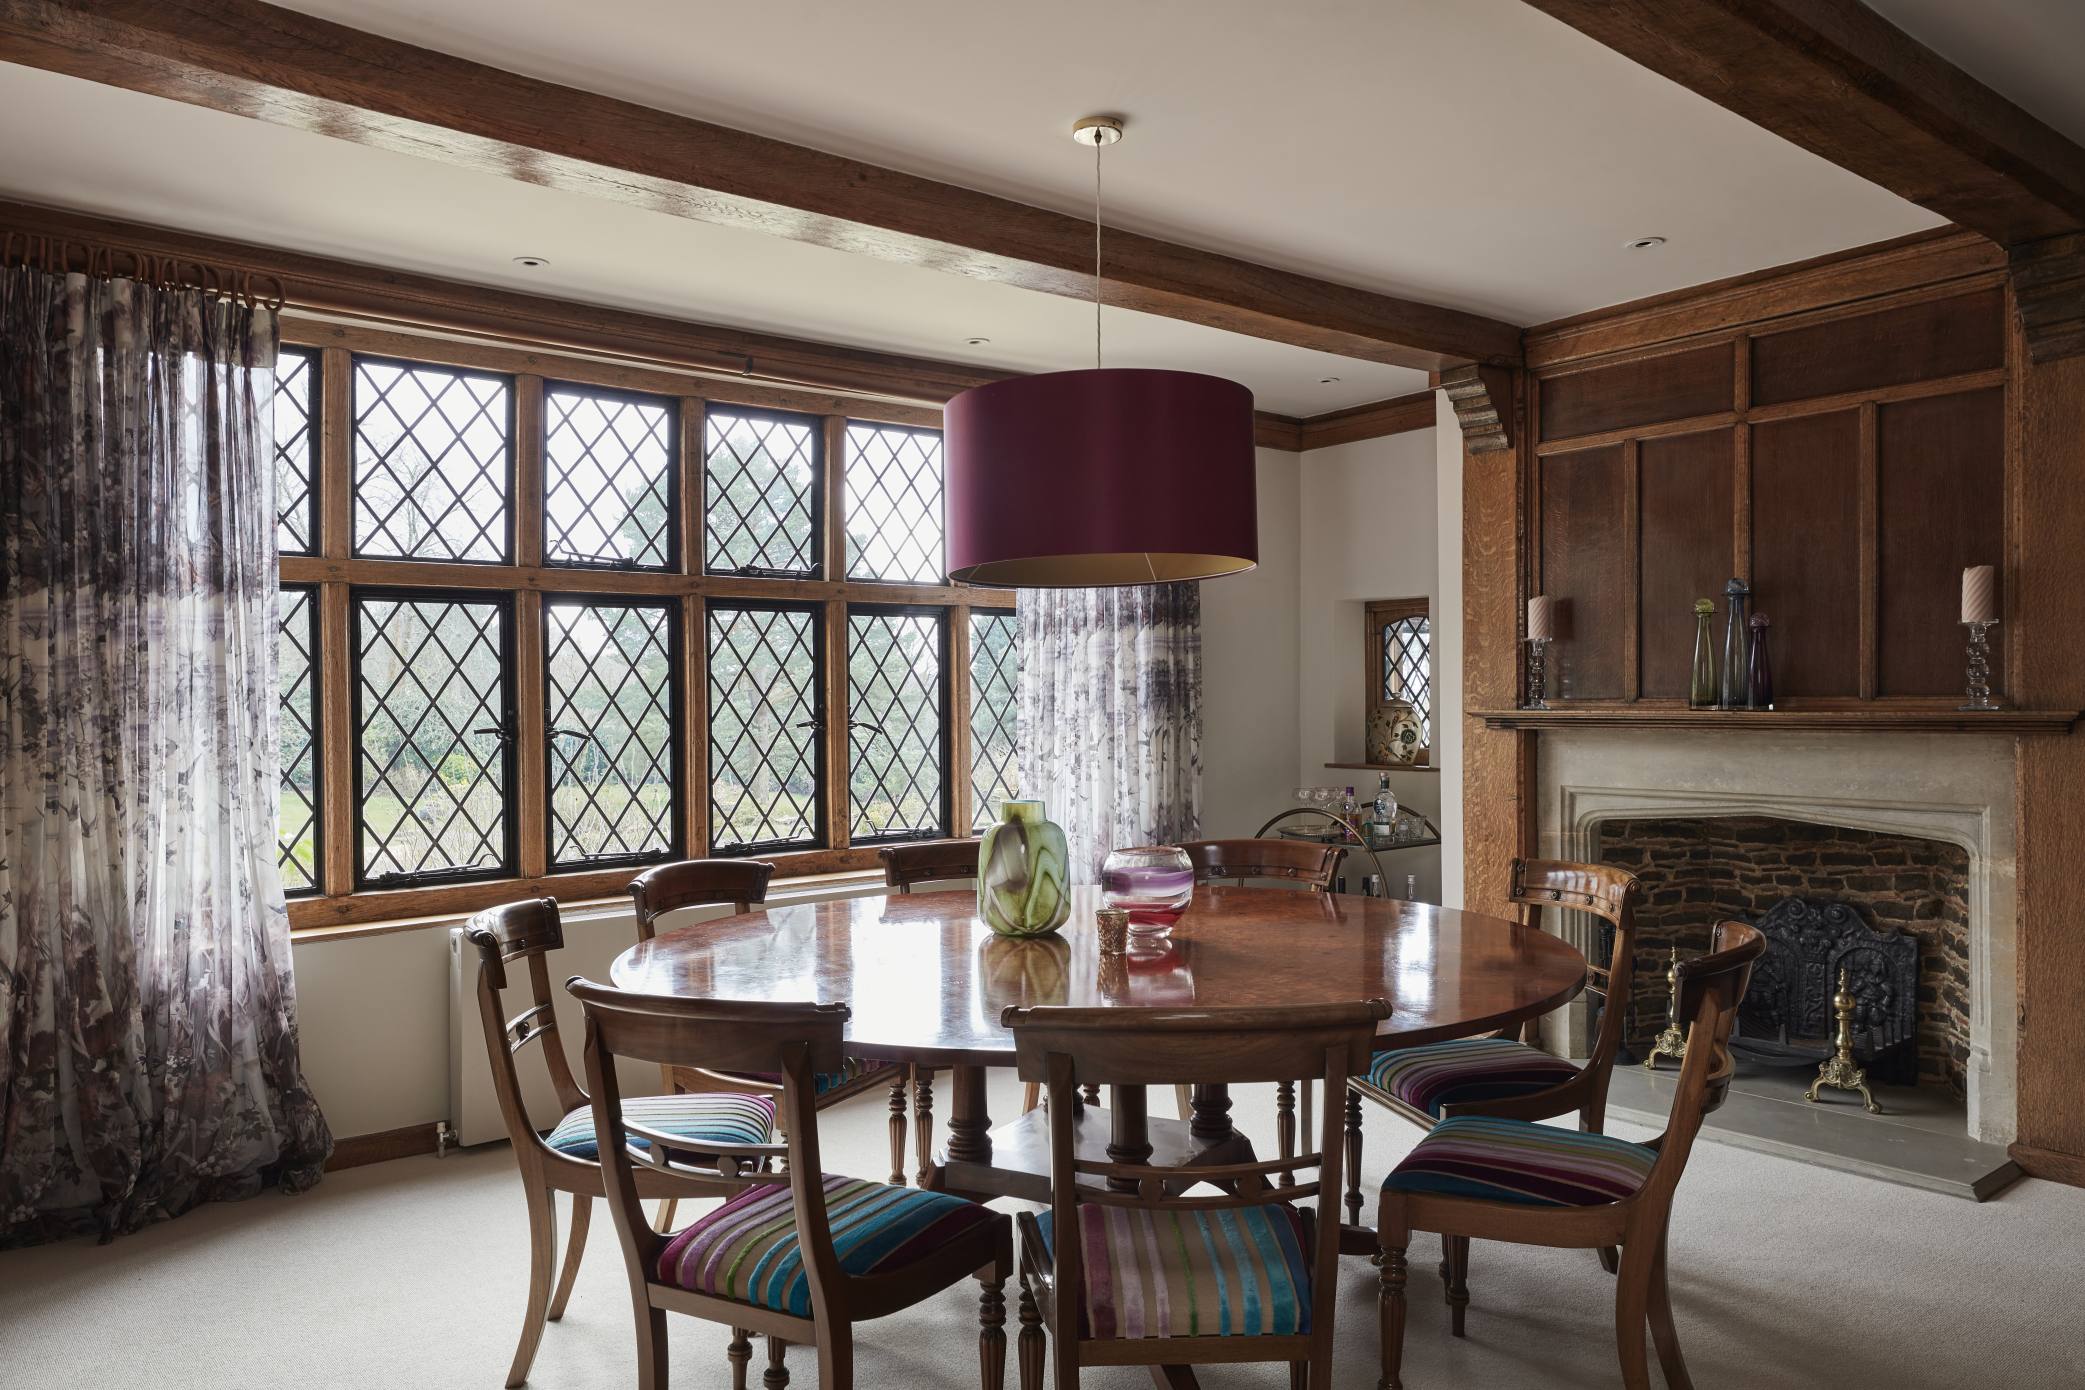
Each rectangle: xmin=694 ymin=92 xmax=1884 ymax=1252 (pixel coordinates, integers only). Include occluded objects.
xmin=1719 ymin=578 xmax=1752 ymax=710
xmin=1747 ymin=612 xmax=1775 ymax=710
xmin=1688 ymin=598 xmax=1717 ymax=709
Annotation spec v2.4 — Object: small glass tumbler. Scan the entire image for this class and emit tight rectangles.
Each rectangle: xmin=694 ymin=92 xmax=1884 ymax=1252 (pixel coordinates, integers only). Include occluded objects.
xmin=1095 ymin=907 xmax=1130 ymax=957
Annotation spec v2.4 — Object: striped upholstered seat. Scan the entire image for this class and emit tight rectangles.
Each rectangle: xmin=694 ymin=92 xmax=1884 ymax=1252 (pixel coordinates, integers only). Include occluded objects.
xmin=544 ymin=1092 xmax=776 ymax=1161
xmin=1366 ymin=1036 xmax=1581 ymax=1117
xmin=1383 ymin=1115 xmax=1657 ymax=1208
xmin=657 ymin=1176 xmax=999 ymax=1316
xmin=733 ymin=1055 xmax=898 ymax=1097
xmin=1034 ymin=1203 xmax=1314 ymax=1339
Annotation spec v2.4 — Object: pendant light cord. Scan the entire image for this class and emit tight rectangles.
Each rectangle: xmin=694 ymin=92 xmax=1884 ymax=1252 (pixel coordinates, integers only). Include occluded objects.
xmin=1093 ymin=134 xmax=1104 ymax=370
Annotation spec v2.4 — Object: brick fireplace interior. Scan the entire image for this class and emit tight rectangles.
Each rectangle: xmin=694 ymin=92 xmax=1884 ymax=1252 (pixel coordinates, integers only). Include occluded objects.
xmin=1598 ymin=815 xmax=1971 ymax=1098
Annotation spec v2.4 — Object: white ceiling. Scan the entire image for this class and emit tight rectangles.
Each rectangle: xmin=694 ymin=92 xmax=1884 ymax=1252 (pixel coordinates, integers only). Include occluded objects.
xmin=0 ymin=0 xmax=1982 ymax=413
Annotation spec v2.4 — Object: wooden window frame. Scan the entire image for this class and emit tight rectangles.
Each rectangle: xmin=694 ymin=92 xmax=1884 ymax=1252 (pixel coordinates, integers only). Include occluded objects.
xmin=1366 ymin=598 xmax=1433 ymax=764
xmin=281 ymin=321 xmax=1013 ymax=931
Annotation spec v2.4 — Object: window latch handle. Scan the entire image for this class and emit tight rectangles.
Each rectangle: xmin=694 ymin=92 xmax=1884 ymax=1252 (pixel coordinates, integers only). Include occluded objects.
xmin=792 ymin=717 xmax=825 ymax=732
xmin=550 ymin=727 xmax=593 ymax=743
xmin=473 ymin=725 xmax=513 ymax=745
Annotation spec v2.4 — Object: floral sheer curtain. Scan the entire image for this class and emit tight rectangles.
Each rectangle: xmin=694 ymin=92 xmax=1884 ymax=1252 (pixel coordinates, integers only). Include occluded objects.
xmin=1016 ymin=583 xmax=1202 ymax=883
xmin=0 ymin=265 xmax=331 ymax=1246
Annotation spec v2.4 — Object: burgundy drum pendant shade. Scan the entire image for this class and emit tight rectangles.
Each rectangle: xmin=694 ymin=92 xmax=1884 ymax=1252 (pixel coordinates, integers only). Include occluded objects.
xmin=944 ymin=367 xmax=1258 ymax=587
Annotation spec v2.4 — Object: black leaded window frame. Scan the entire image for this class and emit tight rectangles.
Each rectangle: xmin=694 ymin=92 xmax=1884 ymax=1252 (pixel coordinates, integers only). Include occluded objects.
xmin=273 ymin=346 xmax=321 ymax=557
xmin=276 ymin=581 xmax=322 ymax=896
xmin=705 ymin=598 xmax=829 ymax=857
xmin=967 ymin=606 xmax=1020 ymax=834
xmin=347 ymin=585 xmax=521 ymax=890
xmin=542 ymin=593 xmax=687 ymax=874
xmin=541 ymin=379 xmax=681 ymax=574
xmin=270 ymin=329 xmax=1016 ymax=928
xmin=845 ymin=603 xmax=952 ymax=846
xmin=1366 ymin=597 xmax=1433 ymax=759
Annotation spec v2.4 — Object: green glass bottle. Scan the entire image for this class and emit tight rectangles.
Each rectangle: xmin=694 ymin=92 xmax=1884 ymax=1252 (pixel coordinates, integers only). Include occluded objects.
xmin=1688 ymin=598 xmax=1717 ymax=709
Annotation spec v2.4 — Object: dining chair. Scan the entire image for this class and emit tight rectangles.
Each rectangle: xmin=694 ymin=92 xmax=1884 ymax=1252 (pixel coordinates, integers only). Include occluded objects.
xmin=1178 ymin=837 xmax=1348 ymax=1177
xmin=463 ymin=898 xmax=776 ymax=1389
xmin=1376 ymin=920 xmax=1764 ymax=1390
xmin=1004 ymin=997 xmax=1390 ymax=1390
xmin=1344 ymin=858 xmax=1642 ymax=1285
xmin=567 ymin=978 xmax=1014 ymax=1390
xmin=630 ymin=859 xmax=910 ymax=1207
xmin=879 ymin=838 xmax=983 ymax=1167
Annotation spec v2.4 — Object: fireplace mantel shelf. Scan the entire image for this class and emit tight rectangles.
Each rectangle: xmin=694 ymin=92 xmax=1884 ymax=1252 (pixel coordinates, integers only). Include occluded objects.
xmin=1472 ymin=706 xmax=2080 ymax=735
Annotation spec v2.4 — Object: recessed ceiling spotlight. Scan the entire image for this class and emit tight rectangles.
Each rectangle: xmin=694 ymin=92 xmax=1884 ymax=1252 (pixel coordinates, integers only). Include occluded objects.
xmin=512 ymin=254 xmax=551 ymax=268
xmin=965 ymin=336 xmax=992 ymax=346
xmin=1626 ymin=236 xmax=1667 ymax=251
xmin=1320 ymin=376 xmax=1342 ymax=384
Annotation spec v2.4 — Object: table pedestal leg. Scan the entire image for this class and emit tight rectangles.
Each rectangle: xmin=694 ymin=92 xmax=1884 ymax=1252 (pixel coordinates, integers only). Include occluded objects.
xmin=1106 ymin=1085 xmax=1151 ymax=1192
xmin=1188 ymin=1084 xmax=1234 ymax=1142
xmin=942 ymin=1065 xmax=993 ymax=1174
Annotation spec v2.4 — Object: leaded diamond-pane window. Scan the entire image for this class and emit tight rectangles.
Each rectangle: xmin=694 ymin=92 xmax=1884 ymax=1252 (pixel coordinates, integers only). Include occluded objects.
xmin=1383 ymin=613 xmax=1433 ymax=747
xmin=354 ymin=593 xmax=514 ymax=884
xmin=353 ymin=358 xmax=512 ymax=562
xmin=546 ymin=599 xmax=678 ymax=869
xmin=277 ymin=585 xmax=320 ymax=894
xmin=274 ymin=348 xmax=318 ymax=555
xmin=845 ymin=423 xmax=944 ymax=583
xmin=545 ymin=385 xmax=675 ymax=570
xmin=704 ymin=407 xmax=820 ymax=576
xmin=848 ymin=608 xmax=946 ymax=842
xmin=968 ymin=609 xmax=1018 ymax=833
xmin=708 ymin=603 xmax=823 ymax=852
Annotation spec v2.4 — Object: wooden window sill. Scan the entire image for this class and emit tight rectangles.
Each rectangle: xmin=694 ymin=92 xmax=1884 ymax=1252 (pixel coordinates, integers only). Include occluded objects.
xmin=1470 ymin=705 xmax=2078 ymax=735
xmin=1325 ymin=761 xmax=1439 ymax=773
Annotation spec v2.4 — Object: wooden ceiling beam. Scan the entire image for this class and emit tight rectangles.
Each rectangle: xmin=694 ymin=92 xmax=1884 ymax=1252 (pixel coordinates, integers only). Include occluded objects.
xmin=1516 ymin=0 xmax=2085 ymax=249
xmin=0 ymin=0 xmax=1523 ymax=372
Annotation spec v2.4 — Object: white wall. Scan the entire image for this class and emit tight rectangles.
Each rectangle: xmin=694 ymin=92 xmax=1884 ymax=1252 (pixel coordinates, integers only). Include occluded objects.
xmin=1200 ymin=447 xmax=1303 ymax=838
xmin=1294 ymin=427 xmax=1445 ymax=903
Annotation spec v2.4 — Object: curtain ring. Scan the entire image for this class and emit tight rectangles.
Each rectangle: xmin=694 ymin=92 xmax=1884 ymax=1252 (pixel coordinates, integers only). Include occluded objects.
xmin=1 ymin=230 xmax=18 ymax=269
xmin=261 ymin=274 xmax=286 ymax=313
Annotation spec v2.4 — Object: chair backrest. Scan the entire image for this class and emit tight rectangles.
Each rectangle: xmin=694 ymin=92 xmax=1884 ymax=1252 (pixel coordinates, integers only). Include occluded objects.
xmin=462 ymin=898 xmax=586 ymax=1157
xmin=1178 ymin=837 xmax=1345 ymax=891
xmin=1640 ymin=920 xmax=1766 ymax=1197
xmin=1505 ymin=858 xmax=1642 ymax=1081
xmin=566 ymin=978 xmax=848 ymax=1316
xmin=628 ymin=858 xmax=776 ymax=942
xmin=1004 ymin=1000 xmax=1389 ymax=1360
xmin=878 ymin=837 xmax=982 ymax=893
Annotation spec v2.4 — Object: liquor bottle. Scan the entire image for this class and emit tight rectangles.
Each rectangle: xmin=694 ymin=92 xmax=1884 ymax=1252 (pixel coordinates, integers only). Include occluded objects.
xmin=1373 ymin=774 xmax=1397 ymax=839
xmin=1688 ymin=599 xmax=1716 ymax=709
xmin=1343 ymin=787 xmax=1359 ymax=841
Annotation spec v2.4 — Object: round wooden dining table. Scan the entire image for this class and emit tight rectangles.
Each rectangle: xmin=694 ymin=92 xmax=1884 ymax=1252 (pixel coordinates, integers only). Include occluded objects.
xmin=611 ymin=882 xmax=1587 ymax=1201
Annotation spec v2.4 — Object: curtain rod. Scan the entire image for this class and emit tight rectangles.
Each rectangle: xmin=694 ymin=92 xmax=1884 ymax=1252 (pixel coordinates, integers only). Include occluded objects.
xmin=2 ymin=230 xmax=286 ymax=310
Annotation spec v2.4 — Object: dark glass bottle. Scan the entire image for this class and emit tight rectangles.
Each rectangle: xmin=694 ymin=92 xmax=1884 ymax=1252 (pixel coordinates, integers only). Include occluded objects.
xmin=1747 ymin=612 xmax=1774 ymax=710
xmin=1719 ymin=578 xmax=1751 ymax=710
xmin=1688 ymin=599 xmax=1716 ymax=709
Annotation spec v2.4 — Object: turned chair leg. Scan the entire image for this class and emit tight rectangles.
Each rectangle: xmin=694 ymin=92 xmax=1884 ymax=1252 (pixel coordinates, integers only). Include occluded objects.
xmin=915 ymin=1069 xmax=937 ymax=1188
xmin=506 ymin=1183 xmax=559 ymax=1388
xmin=547 ymin=1193 xmax=591 ymax=1322
xmin=979 ymin=1273 xmax=1008 ymax=1390
xmin=1647 ymin=1231 xmax=1694 ymax=1390
xmin=1445 ymin=1234 xmax=1471 ymax=1337
xmin=889 ymin=1073 xmax=911 ymax=1185
xmin=1016 ymin=1281 xmax=1045 ymax=1390
xmin=1379 ymin=1232 xmax=1410 ymax=1390
xmin=1614 ymin=1242 xmax=1655 ymax=1390
xmin=1299 ymin=1079 xmax=1314 ymax=1164
xmin=728 ymin=1328 xmax=753 ymax=1390
xmin=764 ymin=1335 xmax=791 ymax=1390
xmin=1343 ymin=1089 xmax=1366 ymax=1228
xmin=1079 ymin=1084 xmax=1100 ymax=1107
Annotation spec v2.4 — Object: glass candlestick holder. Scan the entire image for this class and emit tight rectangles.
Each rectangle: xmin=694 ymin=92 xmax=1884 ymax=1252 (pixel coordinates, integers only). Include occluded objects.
xmin=1961 ymin=620 xmax=2002 ymax=711
xmin=1524 ymin=637 xmax=1551 ymax=710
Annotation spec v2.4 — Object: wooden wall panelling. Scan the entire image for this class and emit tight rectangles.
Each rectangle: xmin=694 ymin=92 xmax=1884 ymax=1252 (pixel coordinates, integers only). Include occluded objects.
xmin=1858 ymin=403 xmax=1879 ymax=698
xmin=1637 ymin=429 xmax=1737 ymax=699
xmin=2010 ymin=339 xmax=2085 ymax=1181
xmin=1749 ymin=411 xmax=1863 ymax=697
xmin=1539 ymin=342 xmax=1734 ymax=441
xmin=1536 ymin=444 xmax=1631 ymax=700
xmin=1877 ymin=388 xmax=2007 ymax=696
xmin=1749 ymin=289 xmax=2006 ymax=407
xmin=1462 ymin=370 xmax=1534 ymax=917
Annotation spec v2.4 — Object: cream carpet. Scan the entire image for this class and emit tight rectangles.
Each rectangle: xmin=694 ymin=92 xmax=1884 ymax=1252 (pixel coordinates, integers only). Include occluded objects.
xmin=4 ymin=1074 xmax=2081 ymax=1390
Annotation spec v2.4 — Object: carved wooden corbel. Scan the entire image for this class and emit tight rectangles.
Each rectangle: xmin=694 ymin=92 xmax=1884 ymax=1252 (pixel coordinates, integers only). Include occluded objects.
xmin=1437 ymin=363 xmax=1516 ymax=454
xmin=2011 ymin=232 xmax=2085 ymax=364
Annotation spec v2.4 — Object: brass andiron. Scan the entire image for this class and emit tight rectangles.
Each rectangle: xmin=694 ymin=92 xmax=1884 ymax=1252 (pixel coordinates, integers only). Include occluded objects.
xmin=1805 ymin=967 xmax=1882 ymax=1113
xmin=1643 ymin=947 xmax=1688 ymax=1070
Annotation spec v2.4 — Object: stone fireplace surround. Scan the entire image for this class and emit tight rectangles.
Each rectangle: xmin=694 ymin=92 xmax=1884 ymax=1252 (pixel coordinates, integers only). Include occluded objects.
xmin=1531 ymin=728 xmax=2017 ymax=1146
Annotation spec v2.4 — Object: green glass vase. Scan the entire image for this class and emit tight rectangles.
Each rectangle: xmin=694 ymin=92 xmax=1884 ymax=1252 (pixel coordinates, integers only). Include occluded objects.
xmin=977 ymin=799 xmax=1071 ymax=938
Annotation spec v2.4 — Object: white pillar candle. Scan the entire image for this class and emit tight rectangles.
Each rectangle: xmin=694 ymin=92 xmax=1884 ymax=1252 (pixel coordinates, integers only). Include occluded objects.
xmin=1961 ymin=565 xmax=1998 ymax=625
xmin=1527 ymin=595 xmax=1556 ymax=642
